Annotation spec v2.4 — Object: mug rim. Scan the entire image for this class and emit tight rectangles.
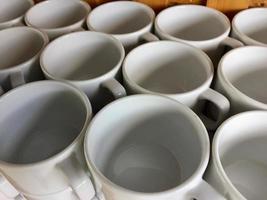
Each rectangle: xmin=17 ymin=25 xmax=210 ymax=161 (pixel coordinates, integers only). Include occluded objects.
xmin=24 ymin=0 xmax=91 ymax=32
xmin=217 ymin=46 xmax=267 ymax=110
xmin=212 ymin=111 xmax=267 ymax=199
xmin=0 ymin=80 xmax=92 ymax=168
xmin=0 ymin=26 xmax=49 ymax=73
xmin=86 ymin=1 xmax=155 ymax=37
xmin=40 ymin=31 xmax=125 ymax=84
xmin=84 ymin=94 xmax=210 ymax=197
xmin=0 ymin=0 xmax=34 ymax=27
xmin=155 ymin=5 xmax=231 ymax=44
xmin=123 ymin=40 xmax=214 ymax=97
xmin=232 ymin=8 xmax=267 ymax=47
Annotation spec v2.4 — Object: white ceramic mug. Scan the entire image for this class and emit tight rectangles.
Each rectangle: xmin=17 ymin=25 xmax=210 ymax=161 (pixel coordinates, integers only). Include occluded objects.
xmin=40 ymin=31 xmax=125 ymax=112
xmin=0 ymin=0 xmax=33 ymax=30
xmin=232 ymin=8 xmax=267 ymax=46
xmin=0 ymin=26 xmax=49 ymax=96
xmin=155 ymin=5 xmax=243 ymax=65
xmin=84 ymin=94 xmax=226 ymax=200
xmin=0 ymin=81 xmax=101 ymax=200
xmin=122 ymin=41 xmax=230 ymax=130
xmin=25 ymin=0 xmax=91 ymax=40
xmin=86 ymin=1 xmax=158 ymax=52
xmin=205 ymin=111 xmax=267 ymax=200
xmin=215 ymin=46 xmax=267 ymax=116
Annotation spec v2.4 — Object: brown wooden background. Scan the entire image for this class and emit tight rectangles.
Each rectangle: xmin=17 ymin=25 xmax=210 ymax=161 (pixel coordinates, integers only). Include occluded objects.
xmin=33 ymin=0 xmax=267 ymax=18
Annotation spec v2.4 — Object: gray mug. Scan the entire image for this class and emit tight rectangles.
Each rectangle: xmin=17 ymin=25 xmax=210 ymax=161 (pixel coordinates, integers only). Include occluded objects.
xmin=0 ymin=27 xmax=49 ymax=96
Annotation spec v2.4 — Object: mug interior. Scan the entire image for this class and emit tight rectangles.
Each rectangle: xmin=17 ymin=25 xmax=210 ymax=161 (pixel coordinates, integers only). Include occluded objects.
xmin=0 ymin=27 xmax=46 ymax=70
xmin=41 ymin=32 xmax=123 ymax=81
xmin=0 ymin=81 xmax=89 ymax=164
xmin=86 ymin=95 xmax=207 ymax=193
xmin=88 ymin=1 xmax=154 ymax=34
xmin=220 ymin=47 xmax=267 ymax=104
xmin=215 ymin=111 xmax=267 ymax=200
xmin=0 ymin=0 xmax=32 ymax=23
xmin=233 ymin=8 xmax=267 ymax=45
xmin=25 ymin=0 xmax=88 ymax=29
xmin=124 ymin=41 xmax=212 ymax=94
xmin=156 ymin=5 xmax=229 ymax=41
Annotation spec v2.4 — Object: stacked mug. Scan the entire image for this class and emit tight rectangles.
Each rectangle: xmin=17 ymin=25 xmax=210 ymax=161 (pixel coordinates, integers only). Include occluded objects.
xmin=0 ymin=0 xmax=267 ymax=199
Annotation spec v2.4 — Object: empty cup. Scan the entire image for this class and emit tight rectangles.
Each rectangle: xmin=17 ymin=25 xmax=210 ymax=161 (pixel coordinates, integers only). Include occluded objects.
xmin=232 ymin=8 xmax=267 ymax=46
xmin=25 ymin=0 xmax=91 ymax=40
xmin=85 ymin=95 xmax=226 ymax=200
xmin=0 ymin=0 xmax=33 ymax=30
xmin=0 ymin=26 xmax=49 ymax=95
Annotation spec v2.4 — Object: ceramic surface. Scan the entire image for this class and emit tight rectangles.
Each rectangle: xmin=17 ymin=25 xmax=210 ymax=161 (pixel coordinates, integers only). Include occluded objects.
xmin=123 ymin=41 xmax=230 ymax=130
xmin=232 ymin=8 xmax=267 ymax=46
xmin=0 ymin=81 xmax=97 ymax=200
xmin=0 ymin=26 xmax=49 ymax=95
xmin=155 ymin=5 xmax=243 ymax=65
xmin=40 ymin=31 xmax=125 ymax=112
xmin=85 ymin=95 xmax=226 ymax=200
xmin=0 ymin=0 xmax=33 ymax=30
xmin=87 ymin=1 xmax=158 ymax=52
xmin=206 ymin=111 xmax=267 ymax=200
xmin=25 ymin=0 xmax=91 ymax=40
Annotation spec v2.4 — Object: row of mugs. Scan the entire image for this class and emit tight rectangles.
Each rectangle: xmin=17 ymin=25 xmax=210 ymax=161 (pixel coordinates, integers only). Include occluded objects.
xmin=1 ymin=80 xmax=267 ymax=200
xmin=1 ymin=26 xmax=267 ymax=128
xmin=0 ymin=0 xmax=267 ymax=200
xmin=1 ymin=0 xmax=267 ymax=53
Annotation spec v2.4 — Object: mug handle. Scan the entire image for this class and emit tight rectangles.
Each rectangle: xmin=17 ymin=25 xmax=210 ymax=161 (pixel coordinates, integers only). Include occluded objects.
xmin=221 ymin=37 xmax=244 ymax=49
xmin=188 ymin=179 xmax=226 ymax=200
xmin=0 ymin=86 xmax=4 ymax=96
xmin=9 ymin=71 xmax=25 ymax=89
xmin=0 ymin=174 xmax=26 ymax=200
xmin=139 ymin=32 xmax=159 ymax=43
xmin=58 ymin=153 xmax=103 ymax=200
xmin=0 ymin=71 xmax=25 ymax=96
xmin=101 ymin=78 xmax=126 ymax=99
xmin=198 ymin=88 xmax=230 ymax=131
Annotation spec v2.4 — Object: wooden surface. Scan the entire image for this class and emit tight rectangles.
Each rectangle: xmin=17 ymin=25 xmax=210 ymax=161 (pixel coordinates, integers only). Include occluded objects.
xmin=207 ymin=0 xmax=249 ymax=18
xmin=134 ymin=0 xmax=206 ymax=12
xmin=33 ymin=0 xmax=267 ymax=11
